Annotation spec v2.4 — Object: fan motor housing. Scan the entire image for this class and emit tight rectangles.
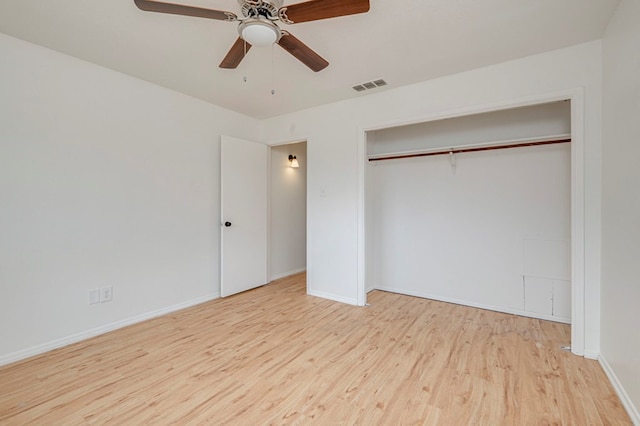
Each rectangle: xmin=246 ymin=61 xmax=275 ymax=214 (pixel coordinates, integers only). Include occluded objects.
xmin=239 ymin=0 xmax=283 ymax=19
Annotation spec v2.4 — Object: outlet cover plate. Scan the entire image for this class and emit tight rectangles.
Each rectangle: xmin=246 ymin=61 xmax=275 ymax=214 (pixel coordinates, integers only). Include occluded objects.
xmin=100 ymin=286 xmax=113 ymax=303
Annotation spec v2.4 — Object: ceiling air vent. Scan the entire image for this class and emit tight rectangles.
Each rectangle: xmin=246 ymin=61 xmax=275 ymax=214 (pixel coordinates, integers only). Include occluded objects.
xmin=352 ymin=78 xmax=388 ymax=92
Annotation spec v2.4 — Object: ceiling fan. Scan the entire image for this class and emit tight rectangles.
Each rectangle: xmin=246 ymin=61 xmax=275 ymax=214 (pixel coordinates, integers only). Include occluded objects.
xmin=134 ymin=0 xmax=370 ymax=72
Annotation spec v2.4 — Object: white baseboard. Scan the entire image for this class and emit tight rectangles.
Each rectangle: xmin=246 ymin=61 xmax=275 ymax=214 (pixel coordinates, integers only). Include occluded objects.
xmin=599 ymin=355 xmax=640 ymax=425
xmin=270 ymin=267 xmax=306 ymax=281
xmin=583 ymin=350 xmax=600 ymax=360
xmin=374 ymin=286 xmax=571 ymax=325
xmin=0 ymin=293 xmax=220 ymax=367
xmin=307 ymin=289 xmax=358 ymax=306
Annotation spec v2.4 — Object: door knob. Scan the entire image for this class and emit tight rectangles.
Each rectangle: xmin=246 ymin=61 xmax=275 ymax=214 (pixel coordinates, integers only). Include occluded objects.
xmin=224 ymin=221 xmax=232 ymax=227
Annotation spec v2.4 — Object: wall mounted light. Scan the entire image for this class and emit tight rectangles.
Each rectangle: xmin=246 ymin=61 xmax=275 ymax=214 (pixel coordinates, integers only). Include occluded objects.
xmin=288 ymin=155 xmax=300 ymax=168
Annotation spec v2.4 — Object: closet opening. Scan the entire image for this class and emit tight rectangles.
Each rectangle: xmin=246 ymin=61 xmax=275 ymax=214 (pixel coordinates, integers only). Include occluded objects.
xmin=358 ymin=96 xmax=586 ymax=355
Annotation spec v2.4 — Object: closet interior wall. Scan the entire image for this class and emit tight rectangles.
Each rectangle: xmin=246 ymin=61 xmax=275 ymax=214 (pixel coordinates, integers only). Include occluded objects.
xmin=366 ymin=101 xmax=572 ymax=323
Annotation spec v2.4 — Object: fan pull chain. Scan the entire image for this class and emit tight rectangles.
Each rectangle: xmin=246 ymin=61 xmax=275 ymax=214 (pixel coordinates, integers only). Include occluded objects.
xmin=243 ymin=40 xmax=248 ymax=84
xmin=271 ymin=43 xmax=276 ymax=95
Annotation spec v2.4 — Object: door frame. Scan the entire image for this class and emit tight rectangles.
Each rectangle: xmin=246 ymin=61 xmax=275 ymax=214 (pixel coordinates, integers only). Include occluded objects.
xmin=357 ymin=88 xmax=587 ymax=356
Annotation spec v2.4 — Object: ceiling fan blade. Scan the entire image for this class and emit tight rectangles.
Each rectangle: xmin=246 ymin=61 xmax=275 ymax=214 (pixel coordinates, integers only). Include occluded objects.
xmin=280 ymin=0 xmax=369 ymax=24
xmin=278 ymin=32 xmax=328 ymax=72
xmin=219 ymin=38 xmax=252 ymax=69
xmin=134 ymin=0 xmax=237 ymax=21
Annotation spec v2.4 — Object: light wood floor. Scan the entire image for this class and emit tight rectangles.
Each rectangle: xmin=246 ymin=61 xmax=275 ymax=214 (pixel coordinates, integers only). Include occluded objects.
xmin=0 ymin=273 xmax=631 ymax=425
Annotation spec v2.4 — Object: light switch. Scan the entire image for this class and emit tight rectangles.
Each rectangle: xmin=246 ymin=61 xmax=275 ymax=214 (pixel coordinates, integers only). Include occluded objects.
xmin=89 ymin=289 xmax=100 ymax=305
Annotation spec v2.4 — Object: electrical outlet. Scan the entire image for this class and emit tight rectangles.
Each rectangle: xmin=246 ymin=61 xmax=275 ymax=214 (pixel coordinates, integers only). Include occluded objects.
xmin=89 ymin=289 xmax=100 ymax=305
xmin=100 ymin=286 xmax=113 ymax=303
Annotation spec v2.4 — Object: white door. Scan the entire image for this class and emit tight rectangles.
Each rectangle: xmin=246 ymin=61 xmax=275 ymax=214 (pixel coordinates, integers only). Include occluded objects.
xmin=220 ymin=135 xmax=268 ymax=297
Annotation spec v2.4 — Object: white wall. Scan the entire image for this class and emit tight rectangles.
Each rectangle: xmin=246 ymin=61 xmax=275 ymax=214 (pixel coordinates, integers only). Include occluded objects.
xmin=270 ymin=142 xmax=307 ymax=280
xmin=601 ymin=0 xmax=640 ymax=422
xmin=263 ymin=41 xmax=603 ymax=354
xmin=0 ymin=33 xmax=259 ymax=364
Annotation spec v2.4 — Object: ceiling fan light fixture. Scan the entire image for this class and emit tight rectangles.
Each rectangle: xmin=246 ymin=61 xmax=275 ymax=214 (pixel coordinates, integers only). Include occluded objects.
xmin=136 ymin=0 xmax=372 ymax=71
xmin=239 ymin=19 xmax=281 ymax=46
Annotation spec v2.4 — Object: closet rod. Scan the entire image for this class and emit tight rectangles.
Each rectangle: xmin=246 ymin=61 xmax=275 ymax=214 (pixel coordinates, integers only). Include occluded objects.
xmin=368 ymin=138 xmax=571 ymax=162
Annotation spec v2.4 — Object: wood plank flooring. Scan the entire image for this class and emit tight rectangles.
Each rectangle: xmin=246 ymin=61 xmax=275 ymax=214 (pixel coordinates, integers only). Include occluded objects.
xmin=0 ymin=273 xmax=631 ymax=424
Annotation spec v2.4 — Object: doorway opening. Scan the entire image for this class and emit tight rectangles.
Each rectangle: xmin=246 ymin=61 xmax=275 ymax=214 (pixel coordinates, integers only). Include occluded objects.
xmin=269 ymin=141 xmax=308 ymax=290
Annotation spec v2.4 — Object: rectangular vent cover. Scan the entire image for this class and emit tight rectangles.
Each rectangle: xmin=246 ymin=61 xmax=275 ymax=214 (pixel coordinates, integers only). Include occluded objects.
xmin=352 ymin=78 xmax=387 ymax=92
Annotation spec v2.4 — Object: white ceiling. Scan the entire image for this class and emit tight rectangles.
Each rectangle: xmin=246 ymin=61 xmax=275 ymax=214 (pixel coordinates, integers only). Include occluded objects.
xmin=0 ymin=0 xmax=620 ymax=119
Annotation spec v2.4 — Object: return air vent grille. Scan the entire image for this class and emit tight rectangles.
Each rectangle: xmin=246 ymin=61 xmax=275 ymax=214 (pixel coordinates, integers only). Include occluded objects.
xmin=352 ymin=78 xmax=387 ymax=92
